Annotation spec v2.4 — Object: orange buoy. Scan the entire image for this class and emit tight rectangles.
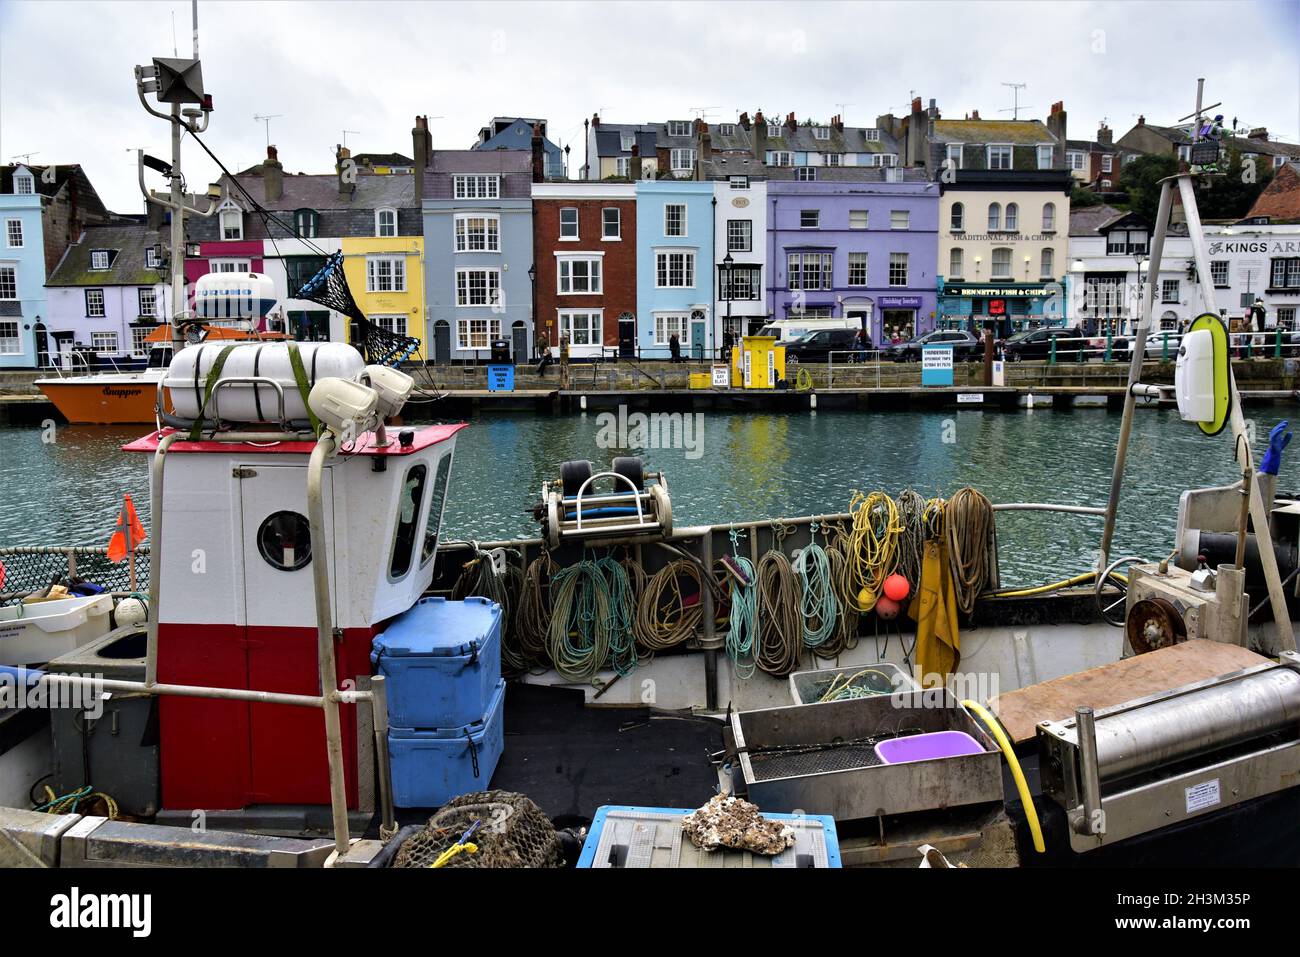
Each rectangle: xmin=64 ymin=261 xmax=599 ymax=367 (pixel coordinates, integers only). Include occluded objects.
xmin=883 ymin=573 xmax=910 ymax=602
xmin=876 ymin=596 xmax=901 ymax=619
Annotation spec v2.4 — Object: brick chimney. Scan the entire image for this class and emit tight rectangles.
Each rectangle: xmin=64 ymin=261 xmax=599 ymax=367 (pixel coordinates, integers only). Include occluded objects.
xmin=832 ymin=114 xmax=844 ymax=133
xmin=1249 ymin=127 xmax=1269 ymax=141
xmin=908 ymin=97 xmax=927 ymax=167
xmin=412 ymin=115 xmax=431 ymax=204
xmin=739 ymin=111 xmax=750 ymax=130
xmin=698 ymin=122 xmax=712 ymax=180
xmin=262 ymin=145 xmax=283 ymax=204
xmin=786 ymin=111 xmax=798 ymax=132
xmin=754 ymin=110 xmax=768 ymax=165
xmin=531 ymin=122 xmax=545 ymax=182
xmin=971 ymin=109 xmax=980 ymax=121
xmin=592 ymin=112 xmax=600 ymax=128
xmin=1045 ymin=101 xmax=1067 ymax=166
xmin=336 ymin=145 xmax=354 ymax=200
xmin=1137 ymin=114 xmax=1145 ymax=126
xmin=1097 ymin=123 xmax=1113 ymax=146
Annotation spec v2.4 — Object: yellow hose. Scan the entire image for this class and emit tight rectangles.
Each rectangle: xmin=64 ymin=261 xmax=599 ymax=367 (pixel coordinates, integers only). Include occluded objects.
xmin=961 ymin=699 xmax=1045 ymax=854
xmin=989 ymin=570 xmax=1127 ymax=599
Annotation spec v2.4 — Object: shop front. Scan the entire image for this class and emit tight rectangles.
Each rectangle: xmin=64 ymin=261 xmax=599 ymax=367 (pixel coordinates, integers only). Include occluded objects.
xmin=877 ymin=294 xmax=924 ymax=344
xmin=937 ymin=281 xmax=1065 ymax=338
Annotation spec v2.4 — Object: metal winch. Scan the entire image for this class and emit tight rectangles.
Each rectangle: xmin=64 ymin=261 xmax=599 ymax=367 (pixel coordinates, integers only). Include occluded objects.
xmin=1038 ymin=653 xmax=1300 ymax=852
xmin=538 ymin=457 xmax=673 ymax=549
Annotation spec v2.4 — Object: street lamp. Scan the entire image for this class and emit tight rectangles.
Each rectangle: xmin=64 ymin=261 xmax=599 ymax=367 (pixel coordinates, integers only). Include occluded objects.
xmin=720 ymin=251 xmax=734 ymax=361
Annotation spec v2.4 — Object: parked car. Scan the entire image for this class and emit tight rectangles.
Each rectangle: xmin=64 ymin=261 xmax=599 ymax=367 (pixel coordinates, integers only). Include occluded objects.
xmin=784 ymin=328 xmax=864 ymax=362
xmin=1000 ymin=326 xmax=1090 ymax=362
xmin=885 ymin=329 xmax=984 ymax=363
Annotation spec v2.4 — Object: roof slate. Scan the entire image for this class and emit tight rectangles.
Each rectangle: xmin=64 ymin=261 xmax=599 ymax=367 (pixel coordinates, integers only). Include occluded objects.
xmin=47 ymin=222 xmax=163 ymax=286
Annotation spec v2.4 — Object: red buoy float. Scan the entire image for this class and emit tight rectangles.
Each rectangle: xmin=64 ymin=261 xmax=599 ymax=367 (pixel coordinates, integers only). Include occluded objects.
xmin=876 ymin=596 xmax=901 ymax=619
xmin=883 ymin=573 xmax=910 ymax=602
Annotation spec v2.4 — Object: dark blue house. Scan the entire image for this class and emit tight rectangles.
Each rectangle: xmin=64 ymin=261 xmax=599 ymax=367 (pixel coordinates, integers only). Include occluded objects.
xmin=473 ymin=117 xmax=564 ymax=180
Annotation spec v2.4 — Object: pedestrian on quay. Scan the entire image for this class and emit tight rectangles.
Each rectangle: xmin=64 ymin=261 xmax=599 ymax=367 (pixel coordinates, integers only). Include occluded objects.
xmin=669 ymin=333 xmax=681 ymax=363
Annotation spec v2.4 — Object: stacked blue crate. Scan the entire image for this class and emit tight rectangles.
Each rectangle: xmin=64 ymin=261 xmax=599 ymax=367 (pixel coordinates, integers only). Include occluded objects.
xmin=371 ymin=596 xmax=505 ymax=807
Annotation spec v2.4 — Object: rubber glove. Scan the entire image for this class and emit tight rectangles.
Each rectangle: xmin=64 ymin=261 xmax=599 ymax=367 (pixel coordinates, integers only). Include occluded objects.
xmin=1260 ymin=420 xmax=1292 ymax=475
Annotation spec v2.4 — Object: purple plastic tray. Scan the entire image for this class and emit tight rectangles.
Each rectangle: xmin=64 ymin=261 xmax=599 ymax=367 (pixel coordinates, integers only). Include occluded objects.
xmin=874 ymin=730 xmax=986 ymax=765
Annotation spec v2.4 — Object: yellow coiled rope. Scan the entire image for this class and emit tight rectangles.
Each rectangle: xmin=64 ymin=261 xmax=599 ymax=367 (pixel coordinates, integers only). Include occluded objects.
xmin=845 ymin=491 xmax=903 ymax=612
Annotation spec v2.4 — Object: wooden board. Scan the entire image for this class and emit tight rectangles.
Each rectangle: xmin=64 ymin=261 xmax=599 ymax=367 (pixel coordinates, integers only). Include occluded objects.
xmin=991 ymin=640 xmax=1271 ymax=745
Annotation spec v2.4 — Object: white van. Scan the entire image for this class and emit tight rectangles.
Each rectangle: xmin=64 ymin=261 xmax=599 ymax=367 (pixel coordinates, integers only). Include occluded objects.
xmin=756 ymin=316 xmax=864 ymax=344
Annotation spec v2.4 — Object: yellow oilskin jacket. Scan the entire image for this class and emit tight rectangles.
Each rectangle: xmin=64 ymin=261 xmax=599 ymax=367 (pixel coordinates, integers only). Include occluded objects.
xmin=907 ymin=538 xmax=961 ymax=687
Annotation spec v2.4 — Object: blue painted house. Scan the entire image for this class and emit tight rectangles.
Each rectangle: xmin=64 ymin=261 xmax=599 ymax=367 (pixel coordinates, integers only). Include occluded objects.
xmin=1 ymin=164 xmax=113 ymax=368
xmin=635 ymin=180 xmax=715 ymax=359
xmin=418 ymin=135 xmax=536 ymax=362
xmin=473 ymin=117 xmax=564 ymax=180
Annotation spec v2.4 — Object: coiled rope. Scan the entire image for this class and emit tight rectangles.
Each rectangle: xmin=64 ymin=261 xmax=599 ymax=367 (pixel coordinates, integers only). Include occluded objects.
xmin=792 ymin=524 xmax=837 ymax=651
xmin=597 ymin=555 xmax=639 ymax=675
xmin=634 ymin=559 xmax=704 ymax=653
xmin=546 ymin=555 xmax=612 ymax=681
xmin=452 ymin=545 xmax=526 ymax=674
xmin=895 ymin=489 xmax=927 ymax=594
xmin=820 ymin=530 xmax=860 ymax=658
xmin=946 ymin=487 xmax=996 ymax=614
xmin=515 ymin=550 xmax=558 ymax=669
xmin=845 ymin=491 xmax=902 ymax=612
xmin=724 ymin=529 xmax=757 ymax=679
xmin=755 ymin=535 xmax=803 ymax=677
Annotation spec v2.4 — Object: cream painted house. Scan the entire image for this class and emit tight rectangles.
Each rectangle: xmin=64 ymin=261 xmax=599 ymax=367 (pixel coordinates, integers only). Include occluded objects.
xmin=937 ymin=170 xmax=1074 ymax=332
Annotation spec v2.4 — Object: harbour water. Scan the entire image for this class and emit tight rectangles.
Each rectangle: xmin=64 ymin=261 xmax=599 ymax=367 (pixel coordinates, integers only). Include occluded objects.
xmin=2 ymin=403 xmax=1296 ymax=586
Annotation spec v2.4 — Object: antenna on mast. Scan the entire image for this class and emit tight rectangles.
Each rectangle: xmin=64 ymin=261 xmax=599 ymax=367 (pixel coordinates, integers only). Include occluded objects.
xmin=342 ymin=130 xmax=360 ymax=149
xmin=998 ymin=82 xmax=1033 ymax=120
xmin=254 ymin=114 xmax=284 ymax=149
xmin=10 ymin=152 xmax=39 ymax=165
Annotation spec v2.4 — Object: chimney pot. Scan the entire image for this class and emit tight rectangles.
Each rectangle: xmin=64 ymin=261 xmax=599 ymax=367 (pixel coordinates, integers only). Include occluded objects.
xmin=971 ymin=109 xmax=980 ymax=121
xmin=592 ymin=113 xmax=600 ymax=127
xmin=1137 ymin=114 xmax=1145 ymax=126
xmin=263 ymin=145 xmax=284 ymax=204
xmin=739 ymin=111 xmax=750 ymax=129
xmin=911 ymin=97 xmax=922 ymax=113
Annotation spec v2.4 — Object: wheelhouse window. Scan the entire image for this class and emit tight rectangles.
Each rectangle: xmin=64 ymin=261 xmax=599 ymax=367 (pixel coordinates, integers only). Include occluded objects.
xmin=389 ymin=464 xmax=428 ymax=580
xmin=420 ymin=452 xmax=454 ymax=566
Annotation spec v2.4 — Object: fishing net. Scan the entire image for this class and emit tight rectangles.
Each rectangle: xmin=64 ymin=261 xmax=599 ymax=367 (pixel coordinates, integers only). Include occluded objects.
xmin=293 ymin=251 xmax=422 ymax=367
xmin=390 ymin=790 xmax=564 ymax=869
xmin=0 ymin=547 xmax=149 ymax=605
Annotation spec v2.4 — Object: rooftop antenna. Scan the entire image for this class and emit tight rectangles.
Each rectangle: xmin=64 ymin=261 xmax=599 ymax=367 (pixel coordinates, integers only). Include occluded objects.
xmin=998 ymin=82 xmax=1034 ymax=120
xmin=689 ymin=106 xmax=720 ymax=121
xmin=342 ymin=130 xmax=360 ymax=148
xmin=254 ymin=114 xmax=284 ymax=149
xmin=10 ymin=152 xmax=39 ymax=164
xmin=171 ymin=10 xmax=178 ymax=55
xmin=834 ymin=102 xmax=852 ymax=121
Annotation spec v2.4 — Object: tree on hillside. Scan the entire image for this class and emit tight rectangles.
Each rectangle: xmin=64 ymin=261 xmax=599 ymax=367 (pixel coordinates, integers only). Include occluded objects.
xmin=1070 ymin=185 xmax=1105 ymax=208
xmin=1195 ymin=148 xmax=1276 ymax=220
xmin=1119 ymin=154 xmax=1180 ymax=224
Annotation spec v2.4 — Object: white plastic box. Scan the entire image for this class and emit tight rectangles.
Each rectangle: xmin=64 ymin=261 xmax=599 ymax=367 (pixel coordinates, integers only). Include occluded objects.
xmin=0 ymin=594 xmax=115 ymax=668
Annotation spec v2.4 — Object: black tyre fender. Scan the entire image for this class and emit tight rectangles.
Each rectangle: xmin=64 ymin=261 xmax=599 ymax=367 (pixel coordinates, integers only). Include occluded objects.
xmin=611 ymin=456 xmax=644 ymax=490
xmin=560 ymin=459 xmax=593 ymax=498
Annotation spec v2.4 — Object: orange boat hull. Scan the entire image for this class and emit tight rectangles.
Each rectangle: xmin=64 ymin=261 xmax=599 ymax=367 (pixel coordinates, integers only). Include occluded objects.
xmin=39 ymin=381 xmax=171 ymax=425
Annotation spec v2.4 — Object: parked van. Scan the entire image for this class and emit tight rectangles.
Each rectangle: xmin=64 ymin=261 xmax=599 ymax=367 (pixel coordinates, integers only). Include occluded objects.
xmin=756 ymin=316 xmax=866 ymax=344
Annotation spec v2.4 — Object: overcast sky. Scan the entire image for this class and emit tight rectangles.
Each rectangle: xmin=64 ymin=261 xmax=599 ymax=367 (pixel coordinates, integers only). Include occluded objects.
xmin=1 ymin=0 xmax=1297 ymax=213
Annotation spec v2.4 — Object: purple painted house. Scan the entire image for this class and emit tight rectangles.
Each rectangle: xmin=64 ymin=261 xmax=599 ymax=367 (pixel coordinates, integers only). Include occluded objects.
xmin=767 ymin=169 xmax=939 ymax=345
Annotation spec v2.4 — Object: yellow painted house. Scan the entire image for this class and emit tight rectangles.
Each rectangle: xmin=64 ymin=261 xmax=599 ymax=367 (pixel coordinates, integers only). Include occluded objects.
xmin=341 ymin=235 xmax=427 ymax=362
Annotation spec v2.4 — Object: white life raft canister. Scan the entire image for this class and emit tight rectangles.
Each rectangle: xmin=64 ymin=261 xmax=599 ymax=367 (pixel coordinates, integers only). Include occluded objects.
xmin=193 ymin=272 xmax=278 ymax=321
xmin=165 ymin=341 xmax=365 ymax=423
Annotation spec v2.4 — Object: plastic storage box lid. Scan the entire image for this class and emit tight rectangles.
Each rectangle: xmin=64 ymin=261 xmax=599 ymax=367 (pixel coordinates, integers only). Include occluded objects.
xmin=874 ymin=730 xmax=985 ymax=765
xmin=372 ymin=596 xmax=501 ymax=660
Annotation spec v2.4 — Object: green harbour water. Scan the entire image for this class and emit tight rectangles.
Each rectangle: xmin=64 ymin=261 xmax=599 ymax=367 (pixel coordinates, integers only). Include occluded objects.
xmin=3 ymin=403 xmax=1297 ymax=586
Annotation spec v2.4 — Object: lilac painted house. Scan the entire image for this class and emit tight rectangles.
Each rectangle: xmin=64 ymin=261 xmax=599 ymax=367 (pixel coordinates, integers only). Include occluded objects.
xmin=766 ymin=169 xmax=939 ymax=345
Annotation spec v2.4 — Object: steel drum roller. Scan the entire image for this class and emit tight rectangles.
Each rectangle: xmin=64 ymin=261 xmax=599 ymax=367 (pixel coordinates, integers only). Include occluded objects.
xmin=1092 ymin=667 xmax=1300 ymax=781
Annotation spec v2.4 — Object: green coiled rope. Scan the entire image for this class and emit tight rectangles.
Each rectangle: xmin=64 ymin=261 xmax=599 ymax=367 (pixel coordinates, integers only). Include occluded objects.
xmin=725 ymin=528 xmax=757 ymax=680
xmin=793 ymin=525 xmax=837 ymax=650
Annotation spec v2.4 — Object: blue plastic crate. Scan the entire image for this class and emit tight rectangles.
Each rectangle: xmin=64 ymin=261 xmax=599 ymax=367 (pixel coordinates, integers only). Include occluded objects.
xmin=371 ymin=596 xmax=502 ymax=731
xmin=577 ymin=805 xmax=842 ymax=868
xmin=388 ymin=680 xmax=506 ymax=808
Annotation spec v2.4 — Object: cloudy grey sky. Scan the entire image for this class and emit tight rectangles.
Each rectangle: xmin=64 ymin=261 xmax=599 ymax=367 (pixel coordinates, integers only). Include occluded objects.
xmin=1 ymin=0 xmax=1297 ymax=212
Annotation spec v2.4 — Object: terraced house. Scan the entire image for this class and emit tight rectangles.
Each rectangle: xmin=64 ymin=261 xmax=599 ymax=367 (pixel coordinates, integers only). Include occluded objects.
xmin=635 ymin=180 xmax=714 ymax=358
xmin=1 ymin=164 xmax=113 ymax=368
xmin=44 ymin=220 xmax=166 ymax=366
xmin=418 ymin=116 xmax=536 ymax=361
xmin=191 ymin=145 xmax=423 ymax=353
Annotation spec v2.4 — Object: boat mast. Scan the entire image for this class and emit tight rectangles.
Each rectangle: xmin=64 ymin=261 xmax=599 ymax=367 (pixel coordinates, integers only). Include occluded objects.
xmin=134 ymin=0 xmax=220 ymax=354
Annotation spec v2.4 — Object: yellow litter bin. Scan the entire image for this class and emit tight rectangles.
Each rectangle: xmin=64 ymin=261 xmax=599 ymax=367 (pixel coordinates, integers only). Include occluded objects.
xmin=730 ymin=336 xmax=787 ymax=389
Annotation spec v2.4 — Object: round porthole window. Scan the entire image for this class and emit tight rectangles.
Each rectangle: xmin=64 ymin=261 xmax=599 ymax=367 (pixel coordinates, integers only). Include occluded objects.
xmin=257 ymin=511 xmax=312 ymax=571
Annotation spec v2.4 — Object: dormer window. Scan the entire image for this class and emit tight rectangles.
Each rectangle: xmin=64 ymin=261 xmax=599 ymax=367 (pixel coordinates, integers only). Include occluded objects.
xmin=813 ymin=126 xmax=830 ymax=140
xmin=767 ymin=123 xmax=782 ymax=138
xmin=90 ymin=249 xmax=110 ymax=270
xmin=376 ymin=207 xmax=398 ymax=237
xmin=667 ymin=121 xmax=690 ymax=137
xmin=719 ymin=124 xmax=736 ymax=136
xmin=863 ymin=129 xmax=881 ymax=142
xmin=145 ymin=246 xmax=160 ymax=268
xmin=13 ymin=172 xmax=34 ymax=195
xmin=219 ymin=205 xmax=243 ymax=240
xmin=620 ymin=132 xmax=635 ymax=151
xmin=294 ymin=209 xmax=319 ymax=239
